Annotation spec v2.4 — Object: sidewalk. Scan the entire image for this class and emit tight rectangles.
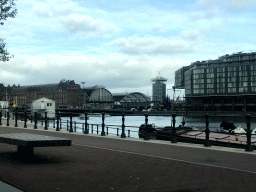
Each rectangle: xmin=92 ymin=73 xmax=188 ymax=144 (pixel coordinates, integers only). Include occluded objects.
xmin=0 ymin=118 xmax=256 ymax=192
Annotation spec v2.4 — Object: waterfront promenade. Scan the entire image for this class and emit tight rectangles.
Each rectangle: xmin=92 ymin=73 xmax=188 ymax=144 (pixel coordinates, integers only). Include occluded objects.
xmin=0 ymin=118 xmax=256 ymax=192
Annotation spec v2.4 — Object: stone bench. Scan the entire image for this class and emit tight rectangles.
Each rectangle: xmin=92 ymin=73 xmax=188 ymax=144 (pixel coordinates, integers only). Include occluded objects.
xmin=0 ymin=133 xmax=71 ymax=157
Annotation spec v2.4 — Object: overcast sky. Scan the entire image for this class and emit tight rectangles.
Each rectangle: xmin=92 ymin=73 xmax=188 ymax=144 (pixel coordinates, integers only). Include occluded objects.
xmin=1 ymin=0 xmax=256 ymax=98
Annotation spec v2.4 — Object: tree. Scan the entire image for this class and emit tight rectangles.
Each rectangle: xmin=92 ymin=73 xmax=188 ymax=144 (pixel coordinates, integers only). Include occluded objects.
xmin=0 ymin=0 xmax=17 ymax=61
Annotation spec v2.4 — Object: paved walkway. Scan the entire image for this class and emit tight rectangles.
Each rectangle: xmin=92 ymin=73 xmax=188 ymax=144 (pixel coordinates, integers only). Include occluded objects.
xmin=0 ymin=118 xmax=256 ymax=192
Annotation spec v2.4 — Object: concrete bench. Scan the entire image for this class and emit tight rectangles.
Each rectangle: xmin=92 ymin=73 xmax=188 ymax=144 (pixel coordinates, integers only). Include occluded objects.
xmin=0 ymin=133 xmax=71 ymax=157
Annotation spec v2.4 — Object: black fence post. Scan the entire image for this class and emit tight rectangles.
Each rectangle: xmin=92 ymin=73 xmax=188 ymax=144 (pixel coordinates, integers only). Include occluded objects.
xmin=91 ymin=124 xmax=93 ymax=133
xmin=69 ymin=113 xmax=73 ymax=132
xmin=84 ymin=112 xmax=89 ymax=134
xmin=128 ymin=130 xmax=130 ymax=137
xmin=204 ymin=114 xmax=211 ymax=147
xmin=245 ymin=114 xmax=253 ymax=152
xmin=117 ymin=128 xmax=119 ymax=136
xmin=171 ymin=113 xmax=177 ymax=143
xmin=15 ymin=110 xmax=18 ymax=127
xmin=44 ymin=112 xmax=48 ymax=130
xmin=97 ymin=125 xmax=99 ymax=134
xmin=24 ymin=112 xmax=27 ymax=128
xmin=56 ymin=112 xmax=60 ymax=131
xmin=101 ymin=112 xmax=106 ymax=136
xmin=0 ymin=111 xmax=2 ymax=126
xmin=144 ymin=113 xmax=149 ymax=140
xmin=121 ymin=113 xmax=126 ymax=138
xmin=74 ymin=121 xmax=76 ymax=132
xmin=34 ymin=112 xmax=37 ymax=129
xmin=60 ymin=118 xmax=62 ymax=129
xmin=7 ymin=111 xmax=9 ymax=126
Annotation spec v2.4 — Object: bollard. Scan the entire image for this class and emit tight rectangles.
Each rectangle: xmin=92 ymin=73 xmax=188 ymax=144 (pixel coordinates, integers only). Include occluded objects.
xmin=24 ymin=112 xmax=27 ymax=128
xmin=0 ymin=111 xmax=2 ymax=126
xmin=34 ymin=112 xmax=37 ymax=129
xmin=171 ymin=114 xmax=177 ymax=143
xmin=91 ymin=124 xmax=93 ymax=133
xmin=101 ymin=112 xmax=106 ymax=136
xmin=144 ymin=113 xmax=149 ymax=140
xmin=121 ymin=113 xmax=126 ymax=138
xmin=245 ymin=115 xmax=253 ymax=152
xmin=117 ymin=128 xmax=119 ymax=136
xmin=67 ymin=120 xmax=69 ymax=131
xmin=14 ymin=111 xmax=18 ymax=127
xmin=97 ymin=125 xmax=99 ymax=134
xmin=7 ymin=111 xmax=9 ymax=126
xmin=204 ymin=114 xmax=211 ymax=147
xmin=128 ymin=130 xmax=130 ymax=137
xmin=44 ymin=112 xmax=48 ymax=130
xmin=56 ymin=112 xmax=60 ymax=131
xmin=74 ymin=121 xmax=76 ymax=132
xmin=84 ymin=112 xmax=88 ymax=134
xmin=53 ymin=120 xmax=55 ymax=128
xmin=69 ymin=113 xmax=73 ymax=132
xmin=60 ymin=118 xmax=62 ymax=129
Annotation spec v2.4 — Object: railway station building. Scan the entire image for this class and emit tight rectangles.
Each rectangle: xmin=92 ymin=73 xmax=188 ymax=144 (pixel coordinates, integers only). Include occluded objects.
xmin=175 ymin=51 xmax=256 ymax=111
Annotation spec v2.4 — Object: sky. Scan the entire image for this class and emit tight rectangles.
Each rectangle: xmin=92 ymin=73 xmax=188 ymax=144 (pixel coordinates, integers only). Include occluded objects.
xmin=1 ymin=0 xmax=256 ymax=98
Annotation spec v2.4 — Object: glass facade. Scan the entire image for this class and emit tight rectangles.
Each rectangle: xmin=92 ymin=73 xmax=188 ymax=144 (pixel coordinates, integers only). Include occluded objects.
xmin=193 ymin=68 xmax=204 ymax=94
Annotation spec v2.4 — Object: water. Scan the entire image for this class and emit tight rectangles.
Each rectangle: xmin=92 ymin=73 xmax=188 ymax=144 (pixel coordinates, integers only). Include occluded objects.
xmin=58 ymin=115 xmax=256 ymax=138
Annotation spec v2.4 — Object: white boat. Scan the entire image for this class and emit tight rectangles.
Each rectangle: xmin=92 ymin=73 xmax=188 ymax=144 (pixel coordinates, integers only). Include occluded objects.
xmin=231 ymin=126 xmax=246 ymax=134
xmin=79 ymin=114 xmax=89 ymax=120
xmin=87 ymin=113 xmax=111 ymax=117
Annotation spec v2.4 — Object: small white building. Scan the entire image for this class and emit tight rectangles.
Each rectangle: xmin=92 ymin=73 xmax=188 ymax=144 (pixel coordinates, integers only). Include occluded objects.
xmin=31 ymin=97 xmax=55 ymax=118
xmin=0 ymin=101 xmax=9 ymax=109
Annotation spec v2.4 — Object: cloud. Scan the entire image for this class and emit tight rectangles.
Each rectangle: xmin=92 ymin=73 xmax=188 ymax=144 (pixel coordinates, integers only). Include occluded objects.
xmin=59 ymin=14 xmax=117 ymax=36
xmin=195 ymin=0 xmax=256 ymax=11
xmin=109 ymin=37 xmax=195 ymax=56
xmin=1 ymin=53 xmax=186 ymax=95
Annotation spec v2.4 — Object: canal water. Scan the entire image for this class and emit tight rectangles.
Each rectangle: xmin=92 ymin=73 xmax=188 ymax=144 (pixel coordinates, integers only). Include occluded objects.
xmin=59 ymin=115 xmax=256 ymax=138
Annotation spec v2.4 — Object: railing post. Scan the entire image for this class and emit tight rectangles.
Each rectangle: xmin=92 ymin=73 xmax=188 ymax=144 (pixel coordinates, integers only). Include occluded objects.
xmin=204 ymin=114 xmax=211 ymax=147
xmin=101 ymin=112 xmax=106 ymax=136
xmin=67 ymin=120 xmax=69 ymax=131
xmin=60 ymin=118 xmax=62 ymax=129
xmin=117 ymin=128 xmax=119 ymax=136
xmin=245 ymin=114 xmax=253 ymax=152
xmin=128 ymin=130 xmax=130 ymax=137
xmin=5 ymin=111 xmax=6 ymax=118
xmin=14 ymin=110 xmax=18 ymax=127
xmin=84 ymin=112 xmax=89 ymax=134
xmin=7 ymin=111 xmax=9 ymax=126
xmin=121 ymin=113 xmax=126 ymax=138
xmin=53 ymin=119 xmax=55 ymax=128
xmin=24 ymin=112 xmax=27 ymax=128
xmin=44 ymin=112 xmax=48 ymax=130
xmin=91 ymin=124 xmax=93 ymax=133
xmin=69 ymin=113 xmax=73 ymax=132
xmin=144 ymin=113 xmax=149 ymax=140
xmin=56 ymin=112 xmax=60 ymax=131
xmin=97 ymin=125 xmax=99 ymax=134
xmin=34 ymin=112 xmax=37 ymax=129
xmin=171 ymin=113 xmax=177 ymax=143
xmin=0 ymin=111 xmax=2 ymax=125
xmin=107 ymin=126 xmax=108 ymax=135
xmin=74 ymin=121 xmax=76 ymax=132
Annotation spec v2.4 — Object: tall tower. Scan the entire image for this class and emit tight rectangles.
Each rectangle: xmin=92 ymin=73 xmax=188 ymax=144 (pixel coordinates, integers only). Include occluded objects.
xmin=151 ymin=73 xmax=167 ymax=104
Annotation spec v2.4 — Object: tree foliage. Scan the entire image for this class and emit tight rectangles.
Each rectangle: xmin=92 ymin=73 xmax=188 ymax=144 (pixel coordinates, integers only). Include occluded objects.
xmin=0 ymin=0 xmax=18 ymax=61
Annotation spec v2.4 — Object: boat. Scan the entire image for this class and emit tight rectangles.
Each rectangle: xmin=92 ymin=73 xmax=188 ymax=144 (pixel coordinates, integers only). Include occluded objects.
xmin=79 ymin=114 xmax=89 ymax=120
xmin=87 ymin=113 xmax=111 ymax=117
xmin=138 ymin=124 xmax=193 ymax=140
xmin=220 ymin=120 xmax=236 ymax=133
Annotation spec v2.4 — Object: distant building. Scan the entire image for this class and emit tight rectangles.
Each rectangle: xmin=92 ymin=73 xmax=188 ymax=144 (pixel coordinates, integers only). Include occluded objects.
xmin=175 ymin=51 xmax=256 ymax=111
xmin=151 ymin=74 xmax=167 ymax=105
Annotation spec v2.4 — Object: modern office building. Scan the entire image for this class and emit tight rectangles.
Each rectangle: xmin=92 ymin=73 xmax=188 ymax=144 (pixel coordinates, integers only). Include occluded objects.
xmin=175 ymin=51 xmax=256 ymax=111
xmin=151 ymin=74 xmax=167 ymax=105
